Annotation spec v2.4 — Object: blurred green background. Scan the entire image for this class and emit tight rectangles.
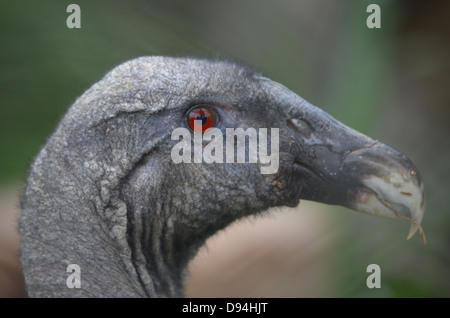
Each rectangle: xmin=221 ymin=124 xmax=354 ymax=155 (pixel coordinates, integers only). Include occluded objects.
xmin=0 ymin=0 xmax=449 ymax=297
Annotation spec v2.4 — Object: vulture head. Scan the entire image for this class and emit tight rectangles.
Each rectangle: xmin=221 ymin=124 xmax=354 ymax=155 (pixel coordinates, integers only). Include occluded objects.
xmin=20 ymin=56 xmax=425 ymax=297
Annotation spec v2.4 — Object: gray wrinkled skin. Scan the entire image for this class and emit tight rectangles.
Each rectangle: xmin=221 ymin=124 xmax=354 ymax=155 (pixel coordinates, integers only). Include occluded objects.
xmin=20 ymin=56 xmax=421 ymax=297
xmin=21 ymin=57 xmax=298 ymax=297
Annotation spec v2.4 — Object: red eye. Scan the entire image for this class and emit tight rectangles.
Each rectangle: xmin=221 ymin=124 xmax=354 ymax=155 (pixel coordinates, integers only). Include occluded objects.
xmin=187 ymin=107 xmax=216 ymax=133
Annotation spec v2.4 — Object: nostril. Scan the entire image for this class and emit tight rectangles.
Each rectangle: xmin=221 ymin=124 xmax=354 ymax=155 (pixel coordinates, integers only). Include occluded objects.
xmin=287 ymin=118 xmax=310 ymax=131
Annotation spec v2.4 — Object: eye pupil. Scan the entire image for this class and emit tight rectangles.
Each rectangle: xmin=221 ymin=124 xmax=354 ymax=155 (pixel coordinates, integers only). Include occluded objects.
xmin=187 ymin=107 xmax=216 ymax=132
xmin=197 ymin=114 xmax=207 ymax=125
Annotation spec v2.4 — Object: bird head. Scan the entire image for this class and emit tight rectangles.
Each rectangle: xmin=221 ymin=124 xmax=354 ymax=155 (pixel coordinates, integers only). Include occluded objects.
xmin=21 ymin=56 xmax=425 ymax=297
xmin=82 ymin=57 xmax=423 ymax=244
xmin=64 ymin=56 xmax=425 ymax=240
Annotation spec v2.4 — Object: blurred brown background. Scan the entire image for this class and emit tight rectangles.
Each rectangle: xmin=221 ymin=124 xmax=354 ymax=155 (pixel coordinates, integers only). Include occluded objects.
xmin=1 ymin=0 xmax=449 ymax=297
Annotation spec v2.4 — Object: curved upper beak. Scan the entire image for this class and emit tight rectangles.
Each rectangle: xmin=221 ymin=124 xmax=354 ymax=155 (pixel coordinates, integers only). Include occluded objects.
xmin=297 ymin=138 xmax=427 ymax=242
xmin=343 ymin=142 xmax=426 ymax=242
xmin=261 ymin=78 xmax=426 ymax=242
xmin=298 ymin=129 xmax=427 ymax=243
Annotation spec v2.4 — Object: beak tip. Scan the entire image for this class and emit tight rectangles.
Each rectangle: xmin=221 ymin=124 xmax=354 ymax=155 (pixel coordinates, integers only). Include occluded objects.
xmin=407 ymin=222 xmax=427 ymax=244
xmin=406 ymin=225 xmax=417 ymax=240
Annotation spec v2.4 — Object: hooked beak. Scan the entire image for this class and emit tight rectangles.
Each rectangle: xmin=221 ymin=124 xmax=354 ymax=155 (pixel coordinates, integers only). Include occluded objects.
xmin=343 ymin=143 xmax=426 ymax=241
xmin=293 ymin=139 xmax=426 ymax=242
xmin=293 ymin=130 xmax=427 ymax=243
xmin=262 ymin=78 xmax=426 ymax=242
